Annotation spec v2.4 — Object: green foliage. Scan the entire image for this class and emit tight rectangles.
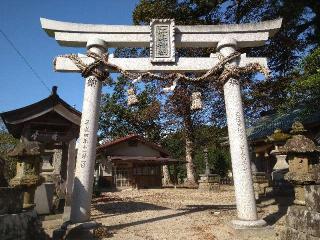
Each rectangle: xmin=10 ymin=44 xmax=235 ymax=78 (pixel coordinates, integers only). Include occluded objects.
xmin=194 ymin=147 xmax=231 ymax=177
xmin=161 ymin=125 xmax=230 ymax=179
xmin=0 ymin=120 xmax=18 ymax=180
xmin=281 ymin=47 xmax=320 ymax=111
xmin=99 ymin=76 xmax=162 ymax=142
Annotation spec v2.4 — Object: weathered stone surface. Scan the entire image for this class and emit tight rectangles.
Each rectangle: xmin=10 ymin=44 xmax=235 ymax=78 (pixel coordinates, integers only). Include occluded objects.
xmin=288 ymin=157 xmax=309 ymax=174
xmin=0 ymin=187 xmax=23 ymax=214
xmin=0 ymin=210 xmax=47 ymax=240
xmin=285 ymin=172 xmax=319 ymax=184
xmin=280 ymin=226 xmax=320 ymax=240
xmin=34 ymin=183 xmax=55 ymax=215
xmin=305 ymin=185 xmax=320 ymax=212
xmin=286 ymin=205 xmax=320 ymax=237
xmin=8 ymin=141 xmax=43 ymax=157
xmin=285 ymin=135 xmax=320 ymax=153
xmin=293 ymin=185 xmax=306 ymax=205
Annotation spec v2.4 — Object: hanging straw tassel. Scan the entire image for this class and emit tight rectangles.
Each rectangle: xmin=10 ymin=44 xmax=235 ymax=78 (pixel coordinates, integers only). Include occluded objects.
xmin=127 ymin=88 xmax=138 ymax=106
xmin=191 ymin=91 xmax=202 ymax=110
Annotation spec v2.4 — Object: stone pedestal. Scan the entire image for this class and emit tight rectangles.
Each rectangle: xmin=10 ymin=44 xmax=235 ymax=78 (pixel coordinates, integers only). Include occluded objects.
xmin=34 ymin=182 xmax=55 ymax=214
xmin=198 ymin=174 xmax=220 ymax=191
xmin=280 ymin=185 xmax=320 ymax=240
xmin=285 ymin=170 xmax=319 ymax=205
xmin=280 ymin=123 xmax=320 ymax=239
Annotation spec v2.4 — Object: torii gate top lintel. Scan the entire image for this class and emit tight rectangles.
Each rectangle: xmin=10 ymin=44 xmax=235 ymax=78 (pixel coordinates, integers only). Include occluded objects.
xmin=41 ymin=18 xmax=282 ymax=73
xmin=40 ymin=17 xmax=282 ymax=49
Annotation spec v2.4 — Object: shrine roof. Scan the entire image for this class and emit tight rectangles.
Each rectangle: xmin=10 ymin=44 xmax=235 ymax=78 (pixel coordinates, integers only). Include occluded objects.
xmin=97 ymin=134 xmax=170 ymax=156
xmin=247 ymin=109 xmax=320 ymax=142
xmin=108 ymin=156 xmax=184 ymax=165
xmin=0 ymin=86 xmax=81 ymax=138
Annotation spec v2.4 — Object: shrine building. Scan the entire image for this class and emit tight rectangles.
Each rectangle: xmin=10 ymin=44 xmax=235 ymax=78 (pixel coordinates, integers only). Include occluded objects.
xmin=96 ymin=134 xmax=182 ymax=189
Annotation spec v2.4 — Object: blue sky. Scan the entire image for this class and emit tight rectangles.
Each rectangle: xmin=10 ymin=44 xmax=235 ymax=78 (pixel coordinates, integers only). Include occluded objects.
xmin=0 ymin=0 xmax=139 ymax=113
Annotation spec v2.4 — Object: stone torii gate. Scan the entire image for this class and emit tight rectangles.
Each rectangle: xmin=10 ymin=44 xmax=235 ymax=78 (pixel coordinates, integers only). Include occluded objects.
xmin=40 ymin=18 xmax=282 ymax=228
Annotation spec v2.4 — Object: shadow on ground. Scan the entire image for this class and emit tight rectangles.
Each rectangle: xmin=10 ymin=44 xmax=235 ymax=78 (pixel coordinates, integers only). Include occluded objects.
xmin=99 ymin=203 xmax=236 ymax=232
xmin=261 ymin=195 xmax=294 ymax=226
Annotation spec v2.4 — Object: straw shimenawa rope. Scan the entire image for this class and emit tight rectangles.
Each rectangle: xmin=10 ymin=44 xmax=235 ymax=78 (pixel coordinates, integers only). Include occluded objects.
xmin=56 ymin=51 xmax=268 ymax=86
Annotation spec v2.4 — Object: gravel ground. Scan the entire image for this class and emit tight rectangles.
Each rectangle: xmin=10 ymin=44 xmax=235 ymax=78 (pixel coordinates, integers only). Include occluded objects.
xmin=43 ymin=186 xmax=288 ymax=240
xmin=90 ymin=186 xmax=287 ymax=240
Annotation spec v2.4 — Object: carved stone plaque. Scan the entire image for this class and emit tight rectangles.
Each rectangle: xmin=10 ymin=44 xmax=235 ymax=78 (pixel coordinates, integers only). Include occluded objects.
xmin=150 ymin=19 xmax=175 ymax=63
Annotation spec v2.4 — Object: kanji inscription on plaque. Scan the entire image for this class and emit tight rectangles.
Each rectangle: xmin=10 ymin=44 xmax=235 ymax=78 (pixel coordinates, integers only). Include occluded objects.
xmin=150 ymin=19 xmax=175 ymax=63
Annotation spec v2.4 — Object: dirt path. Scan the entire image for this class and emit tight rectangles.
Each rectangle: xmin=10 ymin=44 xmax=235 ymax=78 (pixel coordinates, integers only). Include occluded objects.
xmin=85 ymin=186 xmax=286 ymax=240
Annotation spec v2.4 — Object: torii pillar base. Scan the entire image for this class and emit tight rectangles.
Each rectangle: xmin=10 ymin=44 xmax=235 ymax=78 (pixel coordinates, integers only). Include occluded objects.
xmin=230 ymin=219 xmax=267 ymax=229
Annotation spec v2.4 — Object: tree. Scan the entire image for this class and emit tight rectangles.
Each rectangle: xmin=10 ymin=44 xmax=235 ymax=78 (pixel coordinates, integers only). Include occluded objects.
xmin=0 ymin=120 xmax=18 ymax=181
xmin=133 ymin=0 xmax=320 ymax=119
xmin=281 ymin=47 xmax=320 ymax=111
xmin=161 ymin=125 xmax=230 ymax=181
xmin=99 ymin=75 xmax=161 ymax=142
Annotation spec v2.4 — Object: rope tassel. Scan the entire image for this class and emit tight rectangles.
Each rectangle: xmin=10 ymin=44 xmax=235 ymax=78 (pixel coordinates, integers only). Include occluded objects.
xmin=191 ymin=92 xmax=202 ymax=111
xmin=127 ymin=88 xmax=138 ymax=106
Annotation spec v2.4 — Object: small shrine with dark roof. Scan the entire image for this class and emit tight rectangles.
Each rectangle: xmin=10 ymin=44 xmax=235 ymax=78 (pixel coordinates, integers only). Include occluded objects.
xmin=1 ymin=86 xmax=80 ymax=142
xmin=1 ymin=86 xmax=81 ymax=215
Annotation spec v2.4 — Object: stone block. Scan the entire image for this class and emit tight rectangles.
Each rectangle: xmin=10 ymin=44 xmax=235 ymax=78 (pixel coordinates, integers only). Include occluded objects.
xmin=286 ymin=205 xmax=320 ymax=237
xmin=294 ymin=185 xmax=306 ymax=205
xmin=0 ymin=210 xmax=46 ymax=240
xmin=305 ymin=185 xmax=320 ymax=212
xmin=288 ymin=157 xmax=309 ymax=174
xmin=285 ymin=172 xmax=318 ymax=184
xmin=35 ymin=182 xmax=55 ymax=214
xmin=198 ymin=182 xmax=220 ymax=191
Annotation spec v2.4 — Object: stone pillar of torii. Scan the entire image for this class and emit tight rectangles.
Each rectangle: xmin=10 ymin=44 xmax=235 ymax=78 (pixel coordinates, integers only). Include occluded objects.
xmin=40 ymin=17 xmax=282 ymax=228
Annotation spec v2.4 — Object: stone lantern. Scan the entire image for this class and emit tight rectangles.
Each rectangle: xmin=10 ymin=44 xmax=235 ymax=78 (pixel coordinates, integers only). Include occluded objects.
xmin=283 ymin=121 xmax=320 ymax=205
xmin=8 ymin=140 xmax=44 ymax=209
xmin=198 ymin=148 xmax=220 ymax=191
xmin=267 ymin=129 xmax=290 ymax=185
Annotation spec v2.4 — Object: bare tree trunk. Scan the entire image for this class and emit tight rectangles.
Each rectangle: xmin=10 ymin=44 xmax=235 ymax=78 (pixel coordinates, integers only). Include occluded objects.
xmin=184 ymin=117 xmax=197 ymax=186
xmin=162 ymin=165 xmax=172 ymax=186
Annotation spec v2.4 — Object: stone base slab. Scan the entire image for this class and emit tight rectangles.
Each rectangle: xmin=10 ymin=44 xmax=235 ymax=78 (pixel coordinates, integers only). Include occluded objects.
xmin=230 ymin=219 xmax=267 ymax=229
xmin=198 ymin=181 xmax=220 ymax=191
